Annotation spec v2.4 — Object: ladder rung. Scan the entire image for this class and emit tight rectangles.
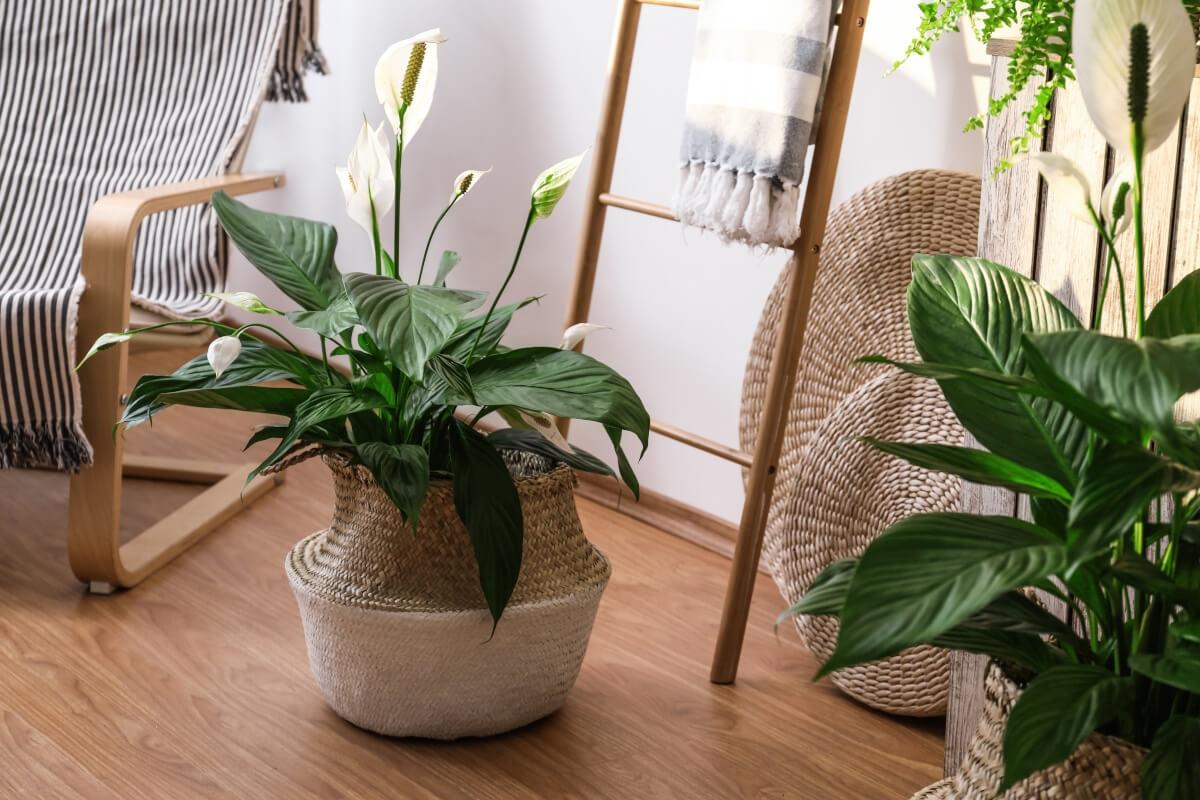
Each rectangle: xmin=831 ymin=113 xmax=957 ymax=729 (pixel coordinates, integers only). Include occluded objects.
xmin=637 ymin=0 xmax=700 ymax=8
xmin=598 ymin=192 xmax=677 ymax=221
xmin=651 ymin=420 xmax=752 ymax=467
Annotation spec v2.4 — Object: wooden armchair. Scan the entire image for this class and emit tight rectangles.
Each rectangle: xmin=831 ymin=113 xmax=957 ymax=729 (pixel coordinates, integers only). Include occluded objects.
xmin=68 ymin=174 xmax=286 ymax=594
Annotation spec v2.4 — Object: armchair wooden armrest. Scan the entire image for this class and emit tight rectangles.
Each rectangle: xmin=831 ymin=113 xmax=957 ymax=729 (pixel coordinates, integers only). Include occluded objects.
xmin=69 ymin=172 xmax=285 ymax=593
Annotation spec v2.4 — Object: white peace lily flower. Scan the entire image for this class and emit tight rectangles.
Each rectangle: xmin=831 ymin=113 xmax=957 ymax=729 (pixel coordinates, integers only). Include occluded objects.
xmin=1026 ymin=153 xmax=1098 ymax=225
xmin=375 ymin=29 xmax=446 ymax=148
xmin=1101 ymin=165 xmax=1135 ymax=236
xmin=207 ymin=291 xmax=281 ymax=315
xmin=207 ymin=336 xmax=242 ymax=379
xmin=531 ymin=151 xmax=587 ymax=219
xmin=450 ymin=168 xmax=490 ymax=203
xmin=336 ymin=119 xmax=394 ymax=234
xmin=1073 ymin=0 xmax=1195 ymax=154
xmin=560 ymin=323 xmax=610 ymax=350
xmin=497 ymin=407 xmax=570 ymax=450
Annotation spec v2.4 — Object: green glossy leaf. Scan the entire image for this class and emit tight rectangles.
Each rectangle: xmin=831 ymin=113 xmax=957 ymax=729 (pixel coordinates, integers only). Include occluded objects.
xmin=606 ymin=424 xmax=640 ymax=500
xmin=961 ymin=590 xmax=1083 ymax=645
xmin=1130 ymin=649 xmax=1200 ymax=694
xmin=930 ymin=626 xmax=1061 ymax=673
xmin=1069 ymin=443 xmax=1200 ymax=559
xmin=462 ymin=348 xmax=650 ymax=451
xmin=1025 ymin=331 xmax=1200 ymax=434
xmin=858 ymin=355 xmax=1044 ymax=394
xmin=442 ymin=297 xmax=541 ymax=362
xmin=1146 ymin=268 xmax=1200 ymax=339
xmin=448 ymin=420 xmax=523 ymax=625
xmin=244 ymin=424 xmax=288 ymax=450
xmin=344 ymin=273 xmax=484 ymax=382
xmin=357 ymin=442 xmax=429 ymax=529
xmin=426 ymin=353 xmax=474 ymax=404
xmin=865 ymin=438 xmax=1071 ymax=501
xmin=211 ymin=191 xmax=339 ymax=311
xmin=288 ymin=294 xmax=358 ymax=338
xmin=1020 ymin=335 xmax=1139 ymax=443
xmin=907 ymin=255 xmax=1085 ymax=486
xmin=1143 ymin=715 xmax=1200 ymax=800
xmin=1110 ymin=553 xmax=1200 ymax=609
xmin=1171 ymin=620 xmax=1200 ymax=643
xmin=434 ymin=250 xmax=460 ymax=287
xmin=779 ymin=558 xmax=857 ymax=620
xmin=823 ymin=512 xmax=1068 ymax=675
xmin=156 ymin=386 xmax=310 ymax=416
xmin=486 ymin=427 xmax=614 ymax=477
xmin=1001 ymin=665 xmax=1133 ymax=790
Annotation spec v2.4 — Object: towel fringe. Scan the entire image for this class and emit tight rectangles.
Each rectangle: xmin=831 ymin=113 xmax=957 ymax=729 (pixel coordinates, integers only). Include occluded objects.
xmin=266 ymin=0 xmax=329 ymax=103
xmin=673 ymin=162 xmax=802 ymax=249
xmin=1 ymin=422 xmax=93 ymax=472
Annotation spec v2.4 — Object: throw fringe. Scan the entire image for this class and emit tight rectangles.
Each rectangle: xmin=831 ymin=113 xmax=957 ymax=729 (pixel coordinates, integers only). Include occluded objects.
xmin=1 ymin=422 xmax=93 ymax=472
xmin=674 ymin=161 xmax=802 ymax=249
xmin=266 ymin=0 xmax=329 ymax=102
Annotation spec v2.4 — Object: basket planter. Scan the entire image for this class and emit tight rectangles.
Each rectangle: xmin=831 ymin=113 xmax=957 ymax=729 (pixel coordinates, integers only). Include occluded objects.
xmin=285 ymin=452 xmax=610 ymax=740
xmin=913 ymin=662 xmax=1146 ymax=799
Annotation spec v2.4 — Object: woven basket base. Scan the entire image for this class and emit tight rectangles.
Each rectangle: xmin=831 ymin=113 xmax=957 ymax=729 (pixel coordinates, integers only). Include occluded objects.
xmin=287 ymin=531 xmax=610 ymax=740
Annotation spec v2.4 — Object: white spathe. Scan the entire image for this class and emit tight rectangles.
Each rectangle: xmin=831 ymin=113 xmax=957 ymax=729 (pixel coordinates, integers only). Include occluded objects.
xmin=1073 ymin=0 xmax=1195 ymax=154
xmin=207 ymin=291 xmax=282 ymax=315
xmin=336 ymin=119 xmax=394 ymax=235
xmin=207 ymin=336 xmax=242 ymax=379
xmin=375 ymin=29 xmax=446 ymax=149
xmin=560 ymin=323 xmax=609 ymax=351
xmin=1101 ymin=165 xmax=1135 ymax=235
xmin=450 ymin=168 xmax=490 ymax=202
xmin=531 ymin=151 xmax=587 ymax=220
xmin=1026 ymin=153 xmax=1134 ymax=235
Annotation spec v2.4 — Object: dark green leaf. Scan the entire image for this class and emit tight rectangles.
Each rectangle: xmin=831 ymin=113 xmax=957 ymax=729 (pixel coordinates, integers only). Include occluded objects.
xmin=1025 ymin=330 xmax=1200 ymax=435
xmin=606 ymin=424 xmax=641 ymax=500
xmin=1143 ymin=715 xmax=1200 ymax=800
xmin=1170 ymin=620 xmax=1200 ymax=643
xmin=211 ymin=191 xmax=340 ymax=311
xmin=907 ymin=254 xmax=1085 ymax=486
xmin=442 ymin=297 xmax=541 ymax=362
xmin=1146 ymin=268 xmax=1200 ymax=339
xmin=288 ymin=294 xmax=358 ymax=338
xmin=1021 ymin=335 xmax=1140 ymax=443
xmin=486 ymin=427 xmax=614 ymax=477
xmin=1069 ymin=443 xmax=1200 ymax=559
xmin=858 ymin=355 xmax=1044 ymax=394
xmin=462 ymin=348 xmax=650 ymax=452
xmin=930 ymin=626 xmax=1061 ymax=673
xmin=1110 ymin=553 xmax=1200 ymax=609
xmin=426 ymin=353 xmax=475 ymax=404
xmin=344 ymin=273 xmax=484 ymax=382
xmin=357 ymin=442 xmax=430 ymax=530
xmin=448 ymin=421 xmax=523 ymax=625
xmin=865 ymin=438 xmax=1071 ymax=501
xmin=823 ymin=512 xmax=1068 ymax=675
xmin=156 ymin=386 xmax=310 ymax=416
xmin=779 ymin=558 xmax=857 ymax=620
xmin=1001 ymin=665 xmax=1133 ymax=790
xmin=1130 ymin=649 xmax=1200 ymax=694
xmin=244 ymin=424 xmax=288 ymax=450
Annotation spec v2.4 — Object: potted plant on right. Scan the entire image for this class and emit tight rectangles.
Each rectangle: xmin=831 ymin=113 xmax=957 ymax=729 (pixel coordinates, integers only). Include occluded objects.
xmin=787 ymin=1 xmax=1200 ymax=797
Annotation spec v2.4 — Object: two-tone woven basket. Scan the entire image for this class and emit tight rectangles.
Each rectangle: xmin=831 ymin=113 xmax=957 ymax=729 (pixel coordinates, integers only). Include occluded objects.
xmin=913 ymin=662 xmax=1145 ymax=799
xmin=285 ymin=451 xmax=610 ymax=740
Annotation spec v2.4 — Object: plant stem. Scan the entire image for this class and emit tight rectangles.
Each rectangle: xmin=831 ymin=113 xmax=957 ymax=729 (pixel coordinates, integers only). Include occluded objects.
xmin=418 ymin=196 xmax=459 ymax=284
xmin=1132 ymin=123 xmax=1147 ymax=338
xmin=1089 ymin=211 xmax=1127 ymax=336
xmin=232 ymin=323 xmax=307 ymax=357
xmin=467 ymin=206 xmax=536 ymax=362
xmin=369 ymin=195 xmax=383 ymax=276
xmin=393 ymin=105 xmax=406 ymax=277
xmin=318 ymin=336 xmax=333 ymax=383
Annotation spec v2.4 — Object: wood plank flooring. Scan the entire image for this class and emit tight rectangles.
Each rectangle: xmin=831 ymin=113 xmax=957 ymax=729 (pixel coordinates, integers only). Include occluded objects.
xmin=0 ymin=350 xmax=942 ymax=799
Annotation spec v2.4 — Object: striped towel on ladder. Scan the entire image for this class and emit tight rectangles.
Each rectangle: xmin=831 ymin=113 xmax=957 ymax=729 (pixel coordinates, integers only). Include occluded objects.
xmin=673 ymin=0 xmax=835 ymax=248
xmin=0 ymin=0 xmax=325 ymax=471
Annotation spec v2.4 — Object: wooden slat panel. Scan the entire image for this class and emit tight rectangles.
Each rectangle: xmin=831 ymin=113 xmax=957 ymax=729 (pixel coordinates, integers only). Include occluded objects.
xmin=1173 ymin=85 xmax=1200 ymax=421
xmin=946 ymin=57 xmax=1043 ymax=775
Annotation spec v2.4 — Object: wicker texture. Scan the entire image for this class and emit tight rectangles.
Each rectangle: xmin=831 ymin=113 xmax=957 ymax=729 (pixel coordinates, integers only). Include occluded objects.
xmin=740 ymin=170 xmax=981 ymax=716
xmin=286 ymin=452 xmax=610 ymax=739
xmin=912 ymin=662 xmax=1146 ymax=799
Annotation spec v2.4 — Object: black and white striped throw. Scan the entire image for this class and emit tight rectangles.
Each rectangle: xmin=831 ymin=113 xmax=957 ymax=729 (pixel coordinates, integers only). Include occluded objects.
xmin=0 ymin=0 xmax=324 ymax=471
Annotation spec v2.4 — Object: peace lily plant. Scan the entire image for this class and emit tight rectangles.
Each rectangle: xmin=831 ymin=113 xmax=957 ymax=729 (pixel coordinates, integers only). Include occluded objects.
xmin=82 ymin=29 xmax=649 ymax=626
xmin=789 ymin=0 xmax=1200 ymax=795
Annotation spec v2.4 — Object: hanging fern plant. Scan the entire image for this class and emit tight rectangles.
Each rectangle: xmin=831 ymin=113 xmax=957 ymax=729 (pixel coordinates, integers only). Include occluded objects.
xmin=897 ymin=1 xmax=1200 ymax=166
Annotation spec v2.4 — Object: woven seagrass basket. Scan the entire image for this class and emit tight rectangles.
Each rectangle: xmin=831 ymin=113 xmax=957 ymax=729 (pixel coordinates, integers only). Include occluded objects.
xmin=285 ymin=451 xmax=610 ymax=740
xmin=912 ymin=662 xmax=1145 ymax=799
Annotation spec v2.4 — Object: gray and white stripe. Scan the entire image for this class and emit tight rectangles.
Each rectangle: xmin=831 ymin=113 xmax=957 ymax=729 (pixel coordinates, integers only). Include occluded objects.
xmin=0 ymin=0 xmax=318 ymax=470
xmin=673 ymin=0 xmax=834 ymax=247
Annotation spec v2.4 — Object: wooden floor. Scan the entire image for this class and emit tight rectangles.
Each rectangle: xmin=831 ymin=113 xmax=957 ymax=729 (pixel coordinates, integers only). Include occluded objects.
xmin=0 ymin=350 xmax=943 ymax=799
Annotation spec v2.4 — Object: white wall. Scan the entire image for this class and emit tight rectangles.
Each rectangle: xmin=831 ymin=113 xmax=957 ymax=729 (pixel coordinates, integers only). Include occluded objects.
xmin=234 ymin=1 xmax=992 ymax=523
